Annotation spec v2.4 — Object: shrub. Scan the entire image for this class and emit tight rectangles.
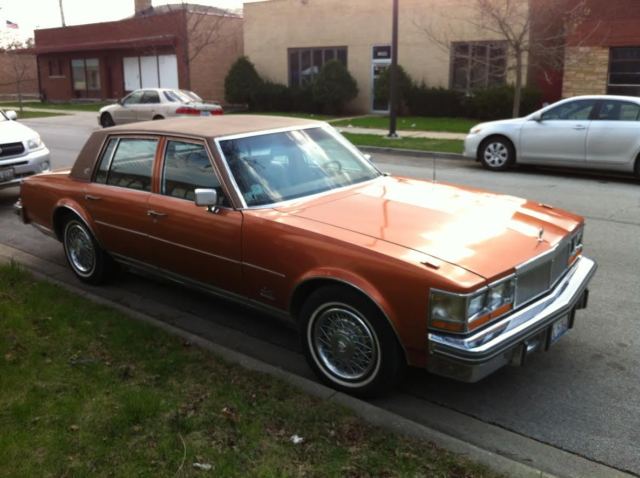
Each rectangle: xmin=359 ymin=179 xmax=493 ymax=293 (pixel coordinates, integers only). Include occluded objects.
xmin=465 ymin=86 xmax=542 ymax=120
xmin=224 ymin=56 xmax=263 ymax=107
xmin=311 ymin=60 xmax=358 ymax=114
xmin=252 ymin=81 xmax=292 ymax=112
xmin=407 ymin=83 xmax=466 ymax=117
xmin=374 ymin=65 xmax=414 ymax=113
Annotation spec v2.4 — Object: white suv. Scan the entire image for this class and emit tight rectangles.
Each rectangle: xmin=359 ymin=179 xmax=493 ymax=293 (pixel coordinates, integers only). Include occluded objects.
xmin=0 ymin=110 xmax=51 ymax=189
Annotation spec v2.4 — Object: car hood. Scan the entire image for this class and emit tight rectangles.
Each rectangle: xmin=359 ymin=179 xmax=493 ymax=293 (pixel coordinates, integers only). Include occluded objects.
xmin=471 ymin=117 xmax=527 ymax=131
xmin=284 ymin=176 xmax=582 ymax=280
xmin=0 ymin=119 xmax=37 ymax=143
xmin=100 ymin=104 xmax=120 ymax=114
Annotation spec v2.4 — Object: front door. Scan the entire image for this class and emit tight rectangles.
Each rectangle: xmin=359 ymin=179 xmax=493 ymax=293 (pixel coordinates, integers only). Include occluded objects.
xmin=135 ymin=90 xmax=162 ymax=122
xmin=115 ymin=90 xmax=143 ymax=124
xmin=146 ymin=138 xmax=243 ymax=294
xmin=372 ymin=45 xmax=392 ymax=113
xmin=519 ymin=99 xmax=597 ymax=164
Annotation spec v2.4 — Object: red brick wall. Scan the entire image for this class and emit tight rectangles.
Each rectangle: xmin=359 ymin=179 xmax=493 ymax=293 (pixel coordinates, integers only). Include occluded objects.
xmin=567 ymin=0 xmax=640 ymax=47
xmin=0 ymin=51 xmax=38 ymax=98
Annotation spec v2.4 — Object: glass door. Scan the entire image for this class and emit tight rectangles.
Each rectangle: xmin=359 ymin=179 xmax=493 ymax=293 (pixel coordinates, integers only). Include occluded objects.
xmin=372 ymin=45 xmax=392 ymax=113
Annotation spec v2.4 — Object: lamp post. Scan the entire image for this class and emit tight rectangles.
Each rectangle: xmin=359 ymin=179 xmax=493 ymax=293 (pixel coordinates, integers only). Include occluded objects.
xmin=388 ymin=0 xmax=399 ymax=138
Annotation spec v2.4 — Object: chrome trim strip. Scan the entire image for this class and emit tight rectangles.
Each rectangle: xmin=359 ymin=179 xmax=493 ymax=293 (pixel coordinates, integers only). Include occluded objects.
xmin=147 ymin=234 xmax=241 ymax=265
xmin=33 ymin=223 xmax=56 ymax=238
xmin=94 ymin=220 xmax=147 ymax=237
xmin=428 ymin=256 xmax=597 ymax=364
xmin=111 ymin=252 xmax=291 ymax=321
xmin=53 ymin=205 xmax=101 ymax=245
xmin=243 ymin=262 xmax=286 ymax=278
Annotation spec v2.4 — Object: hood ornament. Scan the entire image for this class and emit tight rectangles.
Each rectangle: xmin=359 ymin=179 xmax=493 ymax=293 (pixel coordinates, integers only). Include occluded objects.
xmin=537 ymin=227 xmax=545 ymax=243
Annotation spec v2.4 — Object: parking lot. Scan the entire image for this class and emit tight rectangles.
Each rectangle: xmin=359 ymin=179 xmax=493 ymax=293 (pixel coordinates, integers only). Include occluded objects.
xmin=1 ymin=114 xmax=639 ymax=476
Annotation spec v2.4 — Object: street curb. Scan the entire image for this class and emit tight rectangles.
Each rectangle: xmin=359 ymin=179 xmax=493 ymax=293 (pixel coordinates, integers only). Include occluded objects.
xmin=358 ymin=145 xmax=466 ymax=161
xmin=0 ymin=247 xmax=555 ymax=478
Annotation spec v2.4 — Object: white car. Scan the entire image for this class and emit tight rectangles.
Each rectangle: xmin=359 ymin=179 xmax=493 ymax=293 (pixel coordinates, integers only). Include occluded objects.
xmin=98 ymin=88 xmax=223 ymax=128
xmin=464 ymin=95 xmax=640 ymax=177
xmin=0 ymin=110 xmax=50 ymax=189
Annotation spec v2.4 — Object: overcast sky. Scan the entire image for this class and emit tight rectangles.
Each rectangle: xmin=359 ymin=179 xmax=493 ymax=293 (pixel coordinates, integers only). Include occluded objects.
xmin=0 ymin=0 xmax=260 ymax=41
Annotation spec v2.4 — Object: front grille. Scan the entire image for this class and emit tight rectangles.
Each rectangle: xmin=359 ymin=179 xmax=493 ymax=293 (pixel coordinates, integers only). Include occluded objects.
xmin=515 ymin=240 xmax=571 ymax=306
xmin=0 ymin=142 xmax=25 ymax=158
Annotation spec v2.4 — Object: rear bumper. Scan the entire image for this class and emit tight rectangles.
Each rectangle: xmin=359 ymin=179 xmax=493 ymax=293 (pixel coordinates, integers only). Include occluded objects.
xmin=427 ymin=256 xmax=597 ymax=382
xmin=0 ymin=148 xmax=51 ymax=189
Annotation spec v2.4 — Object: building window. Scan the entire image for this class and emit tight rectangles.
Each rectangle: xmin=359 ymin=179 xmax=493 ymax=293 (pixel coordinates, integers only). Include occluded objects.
xmin=608 ymin=47 xmax=640 ymax=96
xmin=123 ymin=54 xmax=178 ymax=92
xmin=48 ymin=59 xmax=64 ymax=77
xmin=450 ymin=41 xmax=507 ymax=92
xmin=288 ymin=47 xmax=348 ymax=87
xmin=71 ymin=58 xmax=100 ymax=94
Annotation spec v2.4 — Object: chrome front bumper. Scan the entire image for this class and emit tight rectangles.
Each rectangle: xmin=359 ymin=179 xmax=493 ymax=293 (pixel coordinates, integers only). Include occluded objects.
xmin=0 ymin=147 xmax=51 ymax=189
xmin=427 ymin=256 xmax=597 ymax=382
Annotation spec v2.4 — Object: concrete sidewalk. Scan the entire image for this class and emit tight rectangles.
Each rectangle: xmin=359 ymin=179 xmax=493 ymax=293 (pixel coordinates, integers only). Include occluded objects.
xmin=334 ymin=125 xmax=467 ymax=140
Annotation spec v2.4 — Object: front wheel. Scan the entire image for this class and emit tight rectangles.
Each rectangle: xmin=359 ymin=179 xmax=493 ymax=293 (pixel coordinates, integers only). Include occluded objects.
xmin=479 ymin=137 xmax=515 ymax=171
xmin=299 ymin=285 xmax=405 ymax=397
xmin=62 ymin=218 xmax=113 ymax=285
xmin=100 ymin=113 xmax=115 ymax=128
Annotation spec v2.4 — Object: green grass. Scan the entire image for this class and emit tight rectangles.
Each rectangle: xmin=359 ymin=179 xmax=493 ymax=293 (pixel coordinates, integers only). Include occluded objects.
xmin=344 ymin=132 xmax=464 ymax=154
xmin=0 ymin=262 xmax=500 ymax=478
xmin=332 ymin=115 xmax=477 ymax=133
xmin=0 ymin=101 xmax=112 ymax=112
xmin=237 ymin=111 xmax=339 ymax=121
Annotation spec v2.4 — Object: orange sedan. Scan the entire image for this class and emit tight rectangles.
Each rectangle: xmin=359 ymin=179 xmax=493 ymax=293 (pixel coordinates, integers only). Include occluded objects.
xmin=15 ymin=116 xmax=597 ymax=396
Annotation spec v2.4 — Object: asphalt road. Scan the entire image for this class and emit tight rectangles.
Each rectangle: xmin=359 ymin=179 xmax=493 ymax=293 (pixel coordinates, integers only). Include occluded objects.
xmin=1 ymin=114 xmax=639 ymax=476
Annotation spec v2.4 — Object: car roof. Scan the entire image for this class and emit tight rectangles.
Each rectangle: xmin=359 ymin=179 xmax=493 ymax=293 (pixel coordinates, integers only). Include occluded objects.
xmin=105 ymin=115 xmax=325 ymax=139
xmin=70 ymin=115 xmax=325 ymax=181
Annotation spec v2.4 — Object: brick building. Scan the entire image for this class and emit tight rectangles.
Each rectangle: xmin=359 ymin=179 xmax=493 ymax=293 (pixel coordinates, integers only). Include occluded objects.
xmin=0 ymin=49 xmax=39 ymax=100
xmin=34 ymin=0 xmax=243 ymax=102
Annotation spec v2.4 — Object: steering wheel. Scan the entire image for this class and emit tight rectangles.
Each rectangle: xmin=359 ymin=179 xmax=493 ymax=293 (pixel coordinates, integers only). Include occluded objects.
xmin=321 ymin=160 xmax=342 ymax=175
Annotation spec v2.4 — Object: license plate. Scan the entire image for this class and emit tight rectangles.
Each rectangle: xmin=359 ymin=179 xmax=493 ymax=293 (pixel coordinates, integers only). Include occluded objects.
xmin=0 ymin=168 xmax=15 ymax=182
xmin=550 ymin=315 xmax=570 ymax=344
xmin=200 ymin=111 xmax=211 ymax=117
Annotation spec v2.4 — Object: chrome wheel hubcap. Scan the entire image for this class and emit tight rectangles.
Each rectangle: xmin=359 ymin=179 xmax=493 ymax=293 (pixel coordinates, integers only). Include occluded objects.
xmin=66 ymin=224 xmax=95 ymax=275
xmin=484 ymin=142 xmax=509 ymax=167
xmin=312 ymin=306 xmax=377 ymax=381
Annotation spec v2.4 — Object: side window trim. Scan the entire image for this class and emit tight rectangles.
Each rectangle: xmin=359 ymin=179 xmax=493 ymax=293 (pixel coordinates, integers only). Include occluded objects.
xmin=93 ymin=137 xmax=120 ymax=183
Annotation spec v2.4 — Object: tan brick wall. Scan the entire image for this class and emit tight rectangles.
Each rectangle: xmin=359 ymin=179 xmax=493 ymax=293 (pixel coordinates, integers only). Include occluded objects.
xmin=562 ymin=46 xmax=609 ymax=97
xmin=0 ymin=51 xmax=38 ymax=99
xmin=187 ymin=13 xmax=243 ymax=103
xmin=244 ymin=0 xmax=528 ymax=113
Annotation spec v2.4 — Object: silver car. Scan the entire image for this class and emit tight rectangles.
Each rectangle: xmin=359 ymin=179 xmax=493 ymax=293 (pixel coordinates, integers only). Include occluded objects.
xmin=0 ymin=109 xmax=51 ymax=189
xmin=98 ymin=88 xmax=223 ymax=127
xmin=464 ymin=95 xmax=640 ymax=177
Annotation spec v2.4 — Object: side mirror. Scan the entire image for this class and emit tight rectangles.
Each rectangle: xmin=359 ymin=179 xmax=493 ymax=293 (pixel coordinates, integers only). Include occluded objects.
xmin=5 ymin=110 xmax=17 ymax=121
xmin=531 ymin=113 xmax=543 ymax=122
xmin=363 ymin=153 xmax=372 ymax=161
xmin=195 ymin=188 xmax=218 ymax=212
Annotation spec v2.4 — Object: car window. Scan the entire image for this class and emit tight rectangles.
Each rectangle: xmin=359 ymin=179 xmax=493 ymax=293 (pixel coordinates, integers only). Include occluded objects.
xmin=163 ymin=90 xmax=180 ymax=102
xmin=141 ymin=91 xmax=160 ymax=104
xmin=123 ymin=91 xmax=144 ymax=105
xmin=162 ymin=140 xmax=227 ymax=204
xmin=595 ymin=100 xmax=640 ymax=121
xmin=542 ymin=100 xmax=597 ymax=121
xmin=220 ymin=127 xmax=380 ymax=207
xmin=94 ymin=138 xmax=157 ymax=191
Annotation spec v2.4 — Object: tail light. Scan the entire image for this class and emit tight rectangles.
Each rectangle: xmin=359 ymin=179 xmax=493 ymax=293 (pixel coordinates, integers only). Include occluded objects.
xmin=213 ymin=108 xmax=224 ymax=116
xmin=175 ymin=107 xmax=201 ymax=115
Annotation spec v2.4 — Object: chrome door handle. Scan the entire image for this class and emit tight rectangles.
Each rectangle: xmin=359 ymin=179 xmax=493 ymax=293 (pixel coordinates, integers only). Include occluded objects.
xmin=84 ymin=194 xmax=101 ymax=201
xmin=573 ymin=125 xmax=587 ymax=130
xmin=147 ymin=210 xmax=167 ymax=218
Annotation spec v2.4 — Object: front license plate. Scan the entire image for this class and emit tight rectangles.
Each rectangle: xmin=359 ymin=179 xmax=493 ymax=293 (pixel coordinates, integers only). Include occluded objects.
xmin=200 ymin=111 xmax=211 ymax=117
xmin=550 ymin=315 xmax=570 ymax=344
xmin=0 ymin=168 xmax=15 ymax=182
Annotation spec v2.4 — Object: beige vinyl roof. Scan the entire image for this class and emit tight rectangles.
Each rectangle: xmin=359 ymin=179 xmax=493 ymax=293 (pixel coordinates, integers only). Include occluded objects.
xmin=106 ymin=115 xmax=325 ymax=139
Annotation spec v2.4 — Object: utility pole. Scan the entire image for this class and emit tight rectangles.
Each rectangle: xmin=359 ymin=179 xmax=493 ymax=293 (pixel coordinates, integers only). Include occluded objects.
xmin=58 ymin=0 xmax=66 ymax=27
xmin=387 ymin=0 xmax=399 ymax=138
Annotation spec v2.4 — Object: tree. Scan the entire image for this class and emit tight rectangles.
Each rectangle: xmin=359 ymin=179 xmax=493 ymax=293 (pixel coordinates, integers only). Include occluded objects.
xmin=417 ymin=0 xmax=595 ymax=117
xmin=311 ymin=60 xmax=358 ymax=115
xmin=224 ymin=56 xmax=263 ymax=106
xmin=0 ymin=39 xmax=36 ymax=113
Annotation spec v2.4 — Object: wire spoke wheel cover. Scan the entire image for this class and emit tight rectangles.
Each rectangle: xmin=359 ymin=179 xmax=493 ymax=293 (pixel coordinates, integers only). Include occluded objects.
xmin=65 ymin=222 xmax=96 ymax=276
xmin=309 ymin=304 xmax=380 ymax=383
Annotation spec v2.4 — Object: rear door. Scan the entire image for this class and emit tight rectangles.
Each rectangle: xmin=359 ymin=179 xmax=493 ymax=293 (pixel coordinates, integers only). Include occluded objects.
xmin=586 ymin=99 xmax=640 ymax=167
xmin=519 ymin=99 xmax=597 ymax=164
xmin=82 ymin=136 xmax=159 ymax=264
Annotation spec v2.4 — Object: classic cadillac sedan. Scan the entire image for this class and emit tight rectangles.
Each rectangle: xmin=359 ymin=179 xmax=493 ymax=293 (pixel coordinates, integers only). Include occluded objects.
xmin=16 ymin=116 xmax=597 ymax=396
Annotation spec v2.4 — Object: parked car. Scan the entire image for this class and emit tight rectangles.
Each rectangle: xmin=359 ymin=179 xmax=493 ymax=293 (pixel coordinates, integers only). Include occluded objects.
xmin=16 ymin=116 xmax=597 ymax=396
xmin=0 ymin=109 xmax=51 ymax=189
xmin=98 ymin=88 xmax=223 ymax=127
xmin=465 ymin=95 xmax=640 ymax=177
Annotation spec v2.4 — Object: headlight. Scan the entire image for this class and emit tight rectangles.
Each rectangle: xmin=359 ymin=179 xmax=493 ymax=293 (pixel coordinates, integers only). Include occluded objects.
xmin=429 ymin=276 xmax=516 ymax=334
xmin=470 ymin=126 xmax=483 ymax=134
xmin=27 ymin=136 xmax=43 ymax=151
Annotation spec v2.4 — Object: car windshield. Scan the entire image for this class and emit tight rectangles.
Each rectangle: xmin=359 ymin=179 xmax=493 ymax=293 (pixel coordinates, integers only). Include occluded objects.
xmin=219 ymin=127 xmax=381 ymax=207
xmin=163 ymin=89 xmax=194 ymax=103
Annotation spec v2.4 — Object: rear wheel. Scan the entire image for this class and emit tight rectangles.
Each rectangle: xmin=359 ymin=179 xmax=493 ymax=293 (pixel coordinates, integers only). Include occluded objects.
xmin=299 ymin=285 xmax=405 ymax=397
xmin=62 ymin=218 xmax=113 ymax=285
xmin=100 ymin=113 xmax=114 ymax=128
xmin=479 ymin=137 xmax=515 ymax=171
xmin=152 ymin=115 xmax=164 ymax=121
xmin=634 ymin=155 xmax=640 ymax=179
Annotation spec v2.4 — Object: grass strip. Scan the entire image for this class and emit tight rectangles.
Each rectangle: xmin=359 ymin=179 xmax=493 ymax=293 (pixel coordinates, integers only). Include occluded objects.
xmin=14 ymin=111 xmax=68 ymax=119
xmin=344 ymin=132 xmax=464 ymax=154
xmin=0 ymin=263 xmax=499 ymax=478
xmin=0 ymin=101 xmax=112 ymax=112
xmin=332 ymin=116 xmax=477 ymax=134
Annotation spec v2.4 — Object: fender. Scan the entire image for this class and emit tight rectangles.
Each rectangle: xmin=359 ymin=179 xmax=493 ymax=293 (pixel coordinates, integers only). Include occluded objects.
xmin=52 ymin=198 xmax=101 ymax=246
